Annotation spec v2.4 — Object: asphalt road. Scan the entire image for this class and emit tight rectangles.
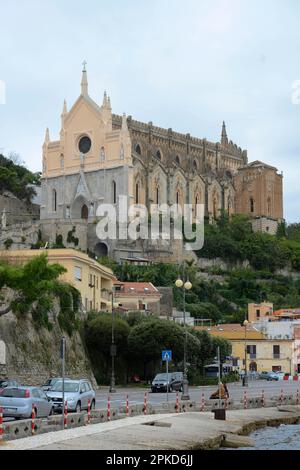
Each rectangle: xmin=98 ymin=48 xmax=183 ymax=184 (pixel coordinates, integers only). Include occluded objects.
xmin=94 ymin=379 xmax=300 ymax=409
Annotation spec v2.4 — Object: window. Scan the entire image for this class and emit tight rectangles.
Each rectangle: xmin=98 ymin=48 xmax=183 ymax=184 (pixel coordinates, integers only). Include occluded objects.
xmin=156 ymin=187 xmax=160 ymax=204
xmin=135 ymin=183 xmax=139 ymax=204
xmin=74 ymin=266 xmax=82 ymax=282
xmin=156 ymin=150 xmax=162 ymax=160
xmin=250 ymin=197 xmax=254 ymax=213
xmin=256 ymin=309 xmax=260 ymax=318
xmin=267 ymin=197 xmax=272 ymax=215
xmin=112 ymin=181 xmax=117 ymax=204
xmin=135 ymin=144 xmax=141 ymax=155
xmin=52 ymin=189 xmax=57 ymax=212
xmin=193 ymin=160 xmax=198 ymax=170
xmin=247 ymin=345 xmax=257 ymax=359
xmin=175 ymin=155 xmax=180 ymax=166
xmin=273 ymin=345 xmax=280 ymax=359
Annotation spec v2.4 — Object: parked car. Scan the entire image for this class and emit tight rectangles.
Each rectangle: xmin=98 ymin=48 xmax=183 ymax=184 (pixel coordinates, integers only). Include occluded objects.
xmin=275 ymin=372 xmax=291 ymax=380
xmin=151 ymin=372 xmax=184 ymax=393
xmin=42 ymin=377 xmax=70 ymax=392
xmin=0 ymin=380 xmax=20 ymax=391
xmin=0 ymin=387 xmax=53 ymax=420
xmin=46 ymin=379 xmax=96 ymax=413
xmin=260 ymin=371 xmax=279 ymax=381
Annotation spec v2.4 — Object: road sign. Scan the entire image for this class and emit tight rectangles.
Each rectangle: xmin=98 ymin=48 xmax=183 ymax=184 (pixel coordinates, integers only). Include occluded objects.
xmin=162 ymin=350 xmax=172 ymax=362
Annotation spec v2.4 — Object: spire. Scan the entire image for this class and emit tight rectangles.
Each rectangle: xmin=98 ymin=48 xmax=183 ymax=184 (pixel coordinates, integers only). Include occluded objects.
xmin=221 ymin=121 xmax=228 ymax=145
xmin=61 ymin=100 xmax=67 ymax=129
xmin=44 ymin=127 xmax=50 ymax=144
xmin=81 ymin=61 xmax=88 ymax=96
xmin=121 ymin=113 xmax=128 ymax=132
xmin=107 ymin=95 xmax=111 ymax=110
xmin=102 ymin=91 xmax=108 ymax=107
xmin=62 ymin=99 xmax=67 ymax=115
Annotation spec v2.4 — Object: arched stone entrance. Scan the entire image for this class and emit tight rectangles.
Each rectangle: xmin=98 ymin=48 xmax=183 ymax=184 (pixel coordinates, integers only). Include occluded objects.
xmin=249 ymin=361 xmax=257 ymax=372
xmin=72 ymin=196 xmax=89 ymax=220
xmin=94 ymin=242 xmax=108 ymax=258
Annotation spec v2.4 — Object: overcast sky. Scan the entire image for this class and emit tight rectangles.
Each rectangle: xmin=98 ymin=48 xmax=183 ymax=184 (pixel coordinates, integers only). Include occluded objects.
xmin=0 ymin=0 xmax=300 ymax=222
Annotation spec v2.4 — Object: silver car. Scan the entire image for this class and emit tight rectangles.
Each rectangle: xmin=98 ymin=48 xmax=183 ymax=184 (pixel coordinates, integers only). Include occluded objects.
xmin=46 ymin=379 xmax=96 ymax=413
xmin=0 ymin=387 xmax=53 ymax=419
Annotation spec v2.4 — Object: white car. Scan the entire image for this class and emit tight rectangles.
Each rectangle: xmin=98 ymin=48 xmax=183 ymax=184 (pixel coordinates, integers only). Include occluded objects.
xmin=46 ymin=379 xmax=96 ymax=413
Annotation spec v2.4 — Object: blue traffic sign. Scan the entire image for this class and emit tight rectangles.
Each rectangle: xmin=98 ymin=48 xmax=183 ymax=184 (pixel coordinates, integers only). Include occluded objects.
xmin=162 ymin=350 xmax=172 ymax=362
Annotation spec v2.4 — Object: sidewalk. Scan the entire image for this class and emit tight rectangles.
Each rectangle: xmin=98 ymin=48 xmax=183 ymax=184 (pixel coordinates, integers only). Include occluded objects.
xmin=2 ymin=407 xmax=300 ymax=450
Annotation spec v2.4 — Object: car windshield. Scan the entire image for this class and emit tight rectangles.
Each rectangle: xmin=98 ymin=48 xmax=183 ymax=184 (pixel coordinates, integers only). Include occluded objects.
xmin=154 ymin=374 xmax=171 ymax=381
xmin=52 ymin=382 xmax=79 ymax=392
xmin=0 ymin=389 xmax=28 ymax=398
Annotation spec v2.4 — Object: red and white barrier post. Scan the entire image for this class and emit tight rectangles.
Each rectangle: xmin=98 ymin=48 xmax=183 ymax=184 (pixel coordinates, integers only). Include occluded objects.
xmin=64 ymin=401 xmax=68 ymax=429
xmin=262 ymin=390 xmax=265 ymax=408
xmin=243 ymin=391 xmax=248 ymax=409
xmin=31 ymin=404 xmax=36 ymax=435
xmin=107 ymin=396 xmax=111 ymax=421
xmin=0 ymin=407 xmax=3 ymax=441
xmin=87 ymin=399 xmax=91 ymax=425
xmin=176 ymin=392 xmax=180 ymax=413
xmin=201 ymin=393 xmax=205 ymax=412
xmin=144 ymin=392 xmax=148 ymax=415
xmin=126 ymin=395 xmax=129 ymax=417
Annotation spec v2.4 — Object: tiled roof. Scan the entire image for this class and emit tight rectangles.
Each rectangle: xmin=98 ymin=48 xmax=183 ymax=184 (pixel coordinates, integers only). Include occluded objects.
xmin=114 ymin=282 xmax=161 ymax=296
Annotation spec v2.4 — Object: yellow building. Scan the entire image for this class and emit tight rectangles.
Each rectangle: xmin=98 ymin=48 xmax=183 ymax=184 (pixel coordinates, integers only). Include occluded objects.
xmin=248 ymin=302 xmax=274 ymax=322
xmin=0 ymin=249 xmax=116 ymax=312
xmin=195 ymin=323 xmax=293 ymax=374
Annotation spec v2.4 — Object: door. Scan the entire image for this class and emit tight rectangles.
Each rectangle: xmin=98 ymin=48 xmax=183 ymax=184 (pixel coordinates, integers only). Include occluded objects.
xmin=79 ymin=382 xmax=88 ymax=409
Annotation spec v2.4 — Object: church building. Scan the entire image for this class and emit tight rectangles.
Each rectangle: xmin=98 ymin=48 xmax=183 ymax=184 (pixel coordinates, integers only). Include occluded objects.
xmin=40 ymin=66 xmax=283 ymax=261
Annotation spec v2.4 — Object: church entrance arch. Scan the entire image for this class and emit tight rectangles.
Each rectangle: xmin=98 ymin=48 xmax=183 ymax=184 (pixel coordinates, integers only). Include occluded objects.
xmin=71 ymin=196 xmax=89 ymax=220
xmin=94 ymin=242 xmax=109 ymax=258
xmin=81 ymin=205 xmax=89 ymax=220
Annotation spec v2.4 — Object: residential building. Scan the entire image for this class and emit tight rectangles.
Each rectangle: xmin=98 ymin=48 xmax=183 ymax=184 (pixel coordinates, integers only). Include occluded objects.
xmin=248 ymin=302 xmax=274 ymax=322
xmin=195 ymin=323 xmax=294 ymax=374
xmin=114 ymin=282 xmax=162 ymax=315
xmin=0 ymin=249 xmax=116 ymax=312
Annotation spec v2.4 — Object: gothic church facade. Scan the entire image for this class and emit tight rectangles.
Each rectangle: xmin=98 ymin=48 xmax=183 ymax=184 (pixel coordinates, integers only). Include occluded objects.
xmin=40 ymin=67 xmax=283 ymax=261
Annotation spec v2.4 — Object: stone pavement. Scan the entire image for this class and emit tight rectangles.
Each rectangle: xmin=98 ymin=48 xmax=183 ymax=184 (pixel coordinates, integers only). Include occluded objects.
xmin=2 ymin=407 xmax=300 ymax=450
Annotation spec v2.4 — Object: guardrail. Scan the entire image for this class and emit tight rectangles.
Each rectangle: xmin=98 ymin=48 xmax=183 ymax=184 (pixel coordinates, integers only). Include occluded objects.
xmin=1 ymin=390 xmax=300 ymax=443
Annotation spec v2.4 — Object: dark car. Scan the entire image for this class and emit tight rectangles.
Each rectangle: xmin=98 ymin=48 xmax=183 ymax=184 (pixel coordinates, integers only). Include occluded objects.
xmin=151 ymin=372 xmax=183 ymax=393
xmin=0 ymin=380 xmax=20 ymax=391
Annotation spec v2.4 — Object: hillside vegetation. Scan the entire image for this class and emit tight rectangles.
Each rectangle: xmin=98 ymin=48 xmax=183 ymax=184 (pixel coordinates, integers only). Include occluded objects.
xmin=0 ymin=153 xmax=41 ymax=202
xmin=100 ymin=214 xmax=300 ymax=324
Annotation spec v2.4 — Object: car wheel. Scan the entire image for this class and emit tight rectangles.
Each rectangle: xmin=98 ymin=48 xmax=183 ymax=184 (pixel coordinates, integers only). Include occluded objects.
xmin=75 ymin=402 xmax=81 ymax=413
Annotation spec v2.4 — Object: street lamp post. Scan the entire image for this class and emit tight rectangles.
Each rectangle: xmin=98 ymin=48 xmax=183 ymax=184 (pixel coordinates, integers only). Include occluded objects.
xmin=243 ymin=319 xmax=249 ymax=387
xmin=110 ymin=287 xmax=116 ymax=394
xmin=175 ymin=270 xmax=192 ymax=401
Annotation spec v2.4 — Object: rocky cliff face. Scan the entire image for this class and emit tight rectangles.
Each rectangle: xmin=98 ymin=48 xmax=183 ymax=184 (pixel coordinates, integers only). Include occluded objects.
xmin=0 ymin=311 xmax=96 ymax=387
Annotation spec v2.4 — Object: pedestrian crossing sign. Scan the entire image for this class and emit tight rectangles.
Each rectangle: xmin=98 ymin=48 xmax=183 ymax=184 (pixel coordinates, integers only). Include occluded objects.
xmin=162 ymin=350 xmax=172 ymax=362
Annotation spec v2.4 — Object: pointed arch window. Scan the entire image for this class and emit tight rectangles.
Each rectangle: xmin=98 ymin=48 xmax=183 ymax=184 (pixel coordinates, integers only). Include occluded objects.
xmin=267 ymin=197 xmax=272 ymax=216
xmin=156 ymin=186 xmax=160 ymax=205
xmin=193 ymin=160 xmax=198 ymax=170
xmin=52 ymin=189 xmax=57 ymax=212
xmin=135 ymin=144 xmax=141 ymax=155
xmin=176 ymin=191 xmax=180 ymax=205
xmin=112 ymin=181 xmax=117 ymax=204
xmin=250 ymin=197 xmax=255 ymax=213
xmin=156 ymin=150 xmax=162 ymax=161
xmin=135 ymin=183 xmax=139 ymax=204
xmin=175 ymin=155 xmax=180 ymax=166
